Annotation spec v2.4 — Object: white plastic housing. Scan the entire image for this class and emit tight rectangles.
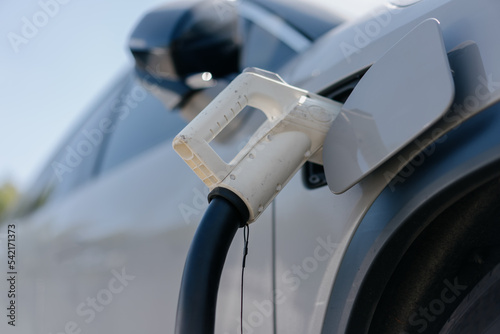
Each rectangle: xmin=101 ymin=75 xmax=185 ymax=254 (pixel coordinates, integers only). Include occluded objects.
xmin=173 ymin=68 xmax=342 ymax=223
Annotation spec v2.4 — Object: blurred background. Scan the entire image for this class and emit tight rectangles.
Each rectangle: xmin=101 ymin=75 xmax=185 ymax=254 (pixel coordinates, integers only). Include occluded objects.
xmin=0 ymin=0 xmax=386 ymax=215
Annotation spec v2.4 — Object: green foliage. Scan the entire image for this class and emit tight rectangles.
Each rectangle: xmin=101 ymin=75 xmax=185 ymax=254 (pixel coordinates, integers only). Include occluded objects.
xmin=0 ymin=182 xmax=19 ymax=220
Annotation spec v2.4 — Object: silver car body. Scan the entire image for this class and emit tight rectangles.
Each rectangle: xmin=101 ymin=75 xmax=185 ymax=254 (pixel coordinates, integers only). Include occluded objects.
xmin=2 ymin=0 xmax=500 ymax=333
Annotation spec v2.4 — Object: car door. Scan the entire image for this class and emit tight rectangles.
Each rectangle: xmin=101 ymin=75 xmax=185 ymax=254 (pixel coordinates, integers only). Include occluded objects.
xmin=0 ymin=74 xmax=274 ymax=334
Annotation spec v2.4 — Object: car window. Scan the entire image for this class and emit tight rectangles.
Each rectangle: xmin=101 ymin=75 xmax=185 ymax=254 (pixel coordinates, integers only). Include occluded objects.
xmin=95 ymin=78 xmax=187 ymax=176
xmin=241 ymin=19 xmax=297 ymax=72
xmin=14 ymin=74 xmax=131 ymax=217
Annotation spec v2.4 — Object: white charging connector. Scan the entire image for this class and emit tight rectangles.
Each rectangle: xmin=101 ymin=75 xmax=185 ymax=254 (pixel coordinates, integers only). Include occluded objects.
xmin=173 ymin=68 xmax=342 ymax=223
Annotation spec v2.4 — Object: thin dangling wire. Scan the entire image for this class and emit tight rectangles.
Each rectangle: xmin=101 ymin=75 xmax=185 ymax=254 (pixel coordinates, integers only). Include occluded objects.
xmin=241 ymin=224 xmax=250 ymax=334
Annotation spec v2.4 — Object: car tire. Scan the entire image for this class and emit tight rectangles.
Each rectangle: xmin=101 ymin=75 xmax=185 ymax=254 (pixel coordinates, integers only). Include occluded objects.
xmin=367 ymin=177 xmax=500 ymax=334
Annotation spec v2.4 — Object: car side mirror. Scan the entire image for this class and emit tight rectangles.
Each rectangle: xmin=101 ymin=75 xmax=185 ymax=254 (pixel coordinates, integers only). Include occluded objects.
xmin=129 ymin=0 xmax=241 ymax=83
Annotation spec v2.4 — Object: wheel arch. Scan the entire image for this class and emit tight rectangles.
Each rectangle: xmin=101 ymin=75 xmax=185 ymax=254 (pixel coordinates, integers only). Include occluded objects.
xmin=321 ymin=100 xmax=500 ymax=334
xmin=346 ymin=151 xmax=500 ymax=333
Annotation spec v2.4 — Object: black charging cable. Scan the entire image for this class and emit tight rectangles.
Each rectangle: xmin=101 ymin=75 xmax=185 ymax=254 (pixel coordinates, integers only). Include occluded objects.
xmin=175 ymin=187 xmax=249 ymax=334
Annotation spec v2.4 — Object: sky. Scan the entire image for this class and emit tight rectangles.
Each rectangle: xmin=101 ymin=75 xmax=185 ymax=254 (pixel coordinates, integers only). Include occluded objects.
xmin=0 ymin=0 xmax=387 ymax=191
